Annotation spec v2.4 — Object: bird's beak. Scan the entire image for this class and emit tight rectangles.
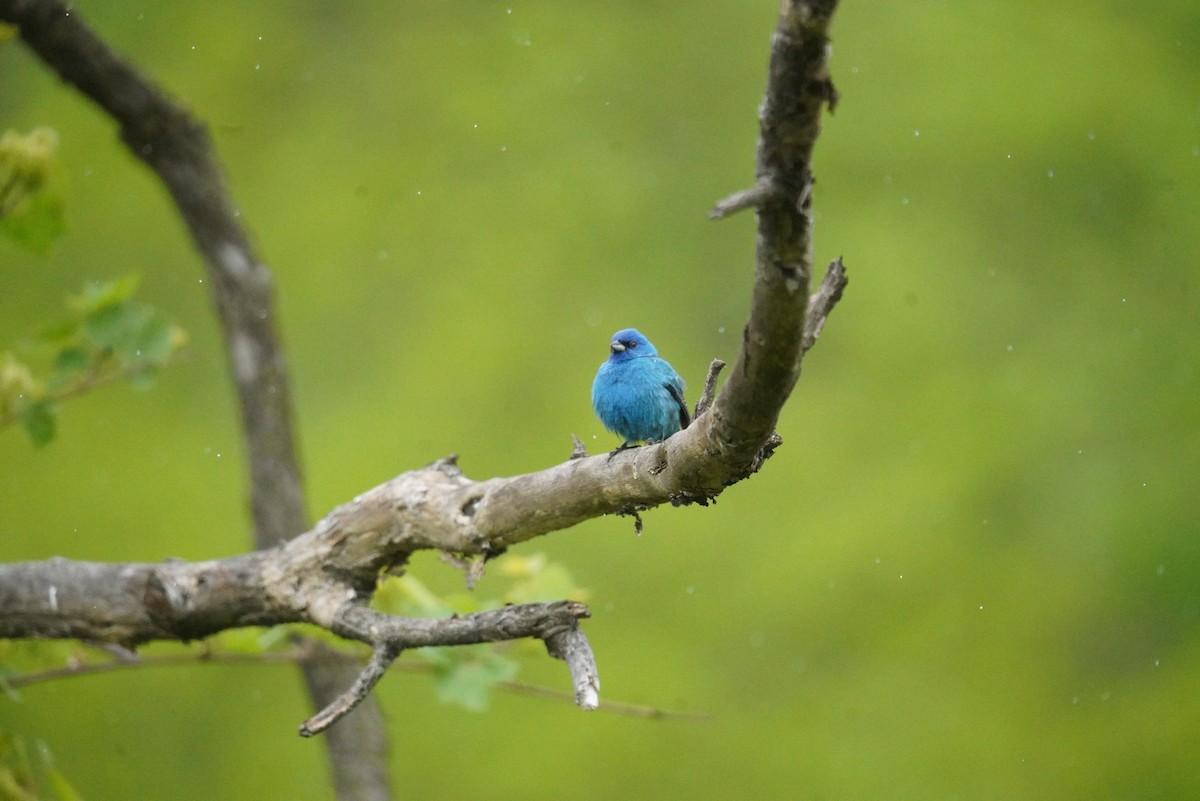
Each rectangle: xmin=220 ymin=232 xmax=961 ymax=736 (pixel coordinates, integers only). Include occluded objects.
xmin=610 ymin=340 xmax=625 ymax=353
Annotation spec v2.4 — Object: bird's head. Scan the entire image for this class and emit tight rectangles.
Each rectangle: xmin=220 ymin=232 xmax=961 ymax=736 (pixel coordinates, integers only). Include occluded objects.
xmin=607 ymin=328 xmax=658 ymax=361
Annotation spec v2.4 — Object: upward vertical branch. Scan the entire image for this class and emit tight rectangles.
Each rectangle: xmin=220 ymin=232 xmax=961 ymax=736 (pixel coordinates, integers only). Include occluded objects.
xmin=706 ymin=0 xmax=841 ymax=471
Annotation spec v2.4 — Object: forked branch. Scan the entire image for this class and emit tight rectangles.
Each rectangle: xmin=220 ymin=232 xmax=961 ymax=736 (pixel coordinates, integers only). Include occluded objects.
xmin=0 ymin=0 xmax=845 ymax=737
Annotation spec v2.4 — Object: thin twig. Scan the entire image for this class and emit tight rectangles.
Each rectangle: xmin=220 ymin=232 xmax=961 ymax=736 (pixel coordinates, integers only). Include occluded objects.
xmin=694 ymin=359 xmax=726 ymax=417
xmin=0 ymin=354 xmax=191 ymax=432
xmin=3 ymin=644 xmax=701 ymax=720
xmin=300 ymin=642 xmax=402 ymax=737
xmin=544 ymin=625 xmax=600 ymax=710
xmin=709 ymin=180 xmax=773 ymax=219
xmin=803 ymin=257 xmax=849 ymax=351
xmin=569 ymin=433 xmax=589 ymax=460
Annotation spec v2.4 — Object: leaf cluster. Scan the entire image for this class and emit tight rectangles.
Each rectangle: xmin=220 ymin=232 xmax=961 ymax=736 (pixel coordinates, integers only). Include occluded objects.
xmin=0 ymin=276 xmax=187 ymax=445
xmin=0 ymin=128 xmax=67 ymax=254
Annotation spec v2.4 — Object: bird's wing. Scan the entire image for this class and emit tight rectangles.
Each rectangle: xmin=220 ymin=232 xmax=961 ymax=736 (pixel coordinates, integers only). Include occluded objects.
xmin=664 ymin=381 xmax=691 ymax=430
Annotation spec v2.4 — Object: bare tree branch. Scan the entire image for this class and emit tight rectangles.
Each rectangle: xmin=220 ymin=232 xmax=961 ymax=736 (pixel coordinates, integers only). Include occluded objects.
xmin=294 ymin=644 xmax=391 ymax=801
xmin=700 ymin=0 xmax=842 ymax=479
xmin=0 ymin=0 xmax=845 ymax=749
xmin=805 ymin=257 xmax=849 ymax=352
xmin=299 ymin=642 xmax=403 ymax=738
xmin=694 ymin=360 xmax=727 ymax=417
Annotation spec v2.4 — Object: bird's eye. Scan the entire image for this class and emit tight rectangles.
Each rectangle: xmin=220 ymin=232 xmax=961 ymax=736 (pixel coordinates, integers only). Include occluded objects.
xmin=625 ymin=340 xmax=637 ymax=349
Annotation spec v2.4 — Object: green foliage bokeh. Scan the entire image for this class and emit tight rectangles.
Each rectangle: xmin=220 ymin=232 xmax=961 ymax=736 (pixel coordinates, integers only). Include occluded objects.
xmin=2 ymin=2 xmax=1199 ymax=799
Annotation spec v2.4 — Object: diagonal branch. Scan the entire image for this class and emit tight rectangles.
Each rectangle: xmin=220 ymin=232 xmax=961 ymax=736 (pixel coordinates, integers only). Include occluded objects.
xmin=0 ymin=0 xmax=306 ymax=549
xmin=0 ymin=0 xmax=382 ymax=794
xmin=299 ymin=642 xmax=403 ymax=737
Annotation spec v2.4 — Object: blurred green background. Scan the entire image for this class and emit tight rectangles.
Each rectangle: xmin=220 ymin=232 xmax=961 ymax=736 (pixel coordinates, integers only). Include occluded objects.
xmin=3 ymin=1 xmax=1199 ymax=798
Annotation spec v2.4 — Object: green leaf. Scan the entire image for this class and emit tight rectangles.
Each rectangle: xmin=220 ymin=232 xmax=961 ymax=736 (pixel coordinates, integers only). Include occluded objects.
xmin=0 ymin=189 xmax=66 ymax=255
xmin=81 ymin=302 xmax=134 ymax=352
xmin=497 ymin=552 xmax=586 ymax=604
xmin=19 ymin=401 xmax=55 ymax=446
xmin=51 ymin=347 xmax=90 ymax=378
xmin=32 ymin=319 xmax=80 ymax=348
xmin=255 ymin=626 xmax=294 ymax=653
xmin=128 ymin=308 xmax=174 ymax=365
xmin=126 ymin=365 xmax=159 ymax=391
xmin=69 ymin=276 xmax=140 ymax=315
xmin=0 ymin=352 xmax=43 ymax=421
xmin=82 ymin=301 xmax=173 ymax=366
xmin=375 ymin=575 xmax=456 ymax=618
xmin=505 ymin=562 xmax=581 ymax=604
xmin=0 ymin=766 xmax=34 ymax=801
xmin=0 ymin=734 xmax=33 ymax=798
xmin=0 ymin=674 xmax=20 ymax=704
xmin=0 ymin=127 xmax=67 ymax=254
xmin=209 ymin=628 xmax=268 ymax=655
xmin=432 ymin=646 xmax=519 ymax=712
xmin=42 ymin=768 xmax=83 ymax=801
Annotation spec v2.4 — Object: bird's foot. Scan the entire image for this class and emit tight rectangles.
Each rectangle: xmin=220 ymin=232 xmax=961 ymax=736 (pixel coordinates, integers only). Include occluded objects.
xmin=606 ymin=441 xmax=638 ymax=461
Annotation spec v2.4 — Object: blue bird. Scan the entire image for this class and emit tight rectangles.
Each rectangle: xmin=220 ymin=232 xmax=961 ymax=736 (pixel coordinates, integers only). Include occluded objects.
xmin=592 ymin=328 xmax=690 ymax=449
